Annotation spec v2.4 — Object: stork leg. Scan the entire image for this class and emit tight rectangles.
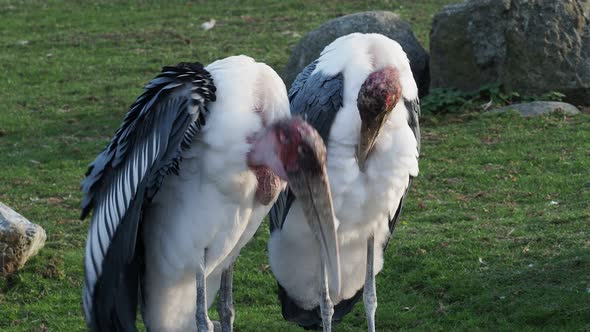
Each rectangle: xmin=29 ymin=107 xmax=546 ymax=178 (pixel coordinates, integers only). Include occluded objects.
xmin=217 ymin=265 xmax=235 ymax=332
xmin=364 ymin=235 xmax=377 ymax=332
xmin=197 ymin=256 xmax=214 ymax=332
xmin=319 ymin=258 xmax=334 ymax=332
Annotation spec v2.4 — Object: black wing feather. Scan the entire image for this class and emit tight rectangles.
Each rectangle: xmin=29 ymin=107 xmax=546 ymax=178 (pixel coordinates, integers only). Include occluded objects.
xmin=81 ymin=62 xmax=216 ymax=331
xmin=289 ymin=61 xmax=344 ymax=144
xmin=405 ymin=97 xmax=421 ymax=154
xmin=269 ymin=61 xmax=344 ymax=232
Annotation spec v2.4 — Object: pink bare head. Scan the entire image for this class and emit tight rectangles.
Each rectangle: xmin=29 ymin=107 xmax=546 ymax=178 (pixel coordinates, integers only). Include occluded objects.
xmin=356 ymin=66 xmax=402 ymax=170
xmin=247 ymin=117 xmax=326 ymax=181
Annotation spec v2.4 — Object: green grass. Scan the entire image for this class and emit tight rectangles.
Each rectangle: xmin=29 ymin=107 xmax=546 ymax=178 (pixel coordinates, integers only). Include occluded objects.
xmin=1 ymin=0 xmax=589 ymax=331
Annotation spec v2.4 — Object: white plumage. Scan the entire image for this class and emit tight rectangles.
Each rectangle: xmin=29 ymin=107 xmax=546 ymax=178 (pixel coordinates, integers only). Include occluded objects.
xmin=140 ymin=56 xmax=290 ymax=331
xmin=269 ymin=33 xmax=420 ymax=329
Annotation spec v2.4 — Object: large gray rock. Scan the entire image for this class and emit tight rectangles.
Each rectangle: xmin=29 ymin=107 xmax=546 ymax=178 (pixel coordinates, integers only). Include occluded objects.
xmin=490 ymin=101 xmax=581 ymax=117
xmin=0 ymin=202 xmax=46 ymax=276
xmin=430 ymin=0 xmax=590 ymax=105
xmin=283 ymin=11 xmax=430 ymax=97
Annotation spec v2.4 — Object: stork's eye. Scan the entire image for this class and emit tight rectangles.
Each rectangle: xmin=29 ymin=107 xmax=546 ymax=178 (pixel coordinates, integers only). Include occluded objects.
xmin=278 ymin=130 xmax=290 ymax=145
xmin=298 ymin=145 xmax=305 ymax=156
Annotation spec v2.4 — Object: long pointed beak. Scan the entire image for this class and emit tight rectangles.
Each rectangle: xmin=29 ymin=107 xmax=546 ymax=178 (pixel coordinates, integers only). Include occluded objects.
xmin=287 ymin=168 xmax=341 ymax=298
xmin=356 ymin=122 xmax=381 ymax=172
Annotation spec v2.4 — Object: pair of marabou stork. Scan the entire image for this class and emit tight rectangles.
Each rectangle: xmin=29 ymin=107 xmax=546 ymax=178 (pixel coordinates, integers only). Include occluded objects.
xmin=82 ymin=33 xmax=420 ymax=332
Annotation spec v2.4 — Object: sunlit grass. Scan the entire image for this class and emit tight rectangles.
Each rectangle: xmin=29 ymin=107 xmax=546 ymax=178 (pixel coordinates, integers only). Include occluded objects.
xmin=1 ymin=1 xmax=588 ymax=331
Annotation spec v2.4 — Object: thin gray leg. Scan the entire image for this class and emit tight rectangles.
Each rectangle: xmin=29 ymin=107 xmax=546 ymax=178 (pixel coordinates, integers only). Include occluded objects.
xmin=364 ymin=235 xmax=377 ymax=332
xmin=197 ymin=258 xmax=213 ymax=332
xmin=319 ymin=260 xmax=334 ymax=332
xmin=217 ymin=265 xmax=235 ymax=332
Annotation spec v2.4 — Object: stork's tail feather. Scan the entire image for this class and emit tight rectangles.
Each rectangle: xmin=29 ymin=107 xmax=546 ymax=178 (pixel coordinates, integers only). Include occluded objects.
xmin=277 ymin=282 xmax=362 ymax=330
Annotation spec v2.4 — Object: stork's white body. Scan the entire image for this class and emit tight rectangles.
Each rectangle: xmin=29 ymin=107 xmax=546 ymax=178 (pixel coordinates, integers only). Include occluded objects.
xmin=141 ymin=56 xmax=289 ymax=331
xmin=269 ymin=34 xmax=419 ymax=309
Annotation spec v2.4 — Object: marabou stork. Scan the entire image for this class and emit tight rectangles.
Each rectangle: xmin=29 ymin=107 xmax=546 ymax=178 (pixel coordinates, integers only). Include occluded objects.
xmin=269 ymin=33 xmax=420 ymax=331
xmin=81 ymin=55 xmax=341 ymax=332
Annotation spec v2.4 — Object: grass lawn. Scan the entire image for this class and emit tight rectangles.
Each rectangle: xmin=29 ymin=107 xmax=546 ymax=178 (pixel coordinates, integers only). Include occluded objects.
xmin=1 ymin=0 xmax=589 ymax=331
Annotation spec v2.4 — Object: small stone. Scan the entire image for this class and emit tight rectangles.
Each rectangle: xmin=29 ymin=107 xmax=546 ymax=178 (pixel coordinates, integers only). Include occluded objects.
xmin=283 ymin=11 xmax=430 ymax=97
xmin=0 ymin=202 xmax=46 ymax=276
xmin=201 ymin=19 xmax=216 ymax=31
xmin=490 ymin=101 xmax=581 ymax=117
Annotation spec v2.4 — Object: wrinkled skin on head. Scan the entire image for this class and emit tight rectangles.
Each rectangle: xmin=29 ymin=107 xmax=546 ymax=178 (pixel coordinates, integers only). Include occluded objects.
xmin=246 ymin=117 xmax=327 ymax=205
xmin=274 ymin=117 xmax=327 ymax=176
xmin=252 ymin=165 xmax=281 ymax=205
xmin=356 ymin=66 xmax=402 ymax=171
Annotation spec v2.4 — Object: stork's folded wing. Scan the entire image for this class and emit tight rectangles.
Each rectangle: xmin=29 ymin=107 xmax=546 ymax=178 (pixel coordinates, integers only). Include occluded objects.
xmin=80 ymin=63 xmax=216 ymax=331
